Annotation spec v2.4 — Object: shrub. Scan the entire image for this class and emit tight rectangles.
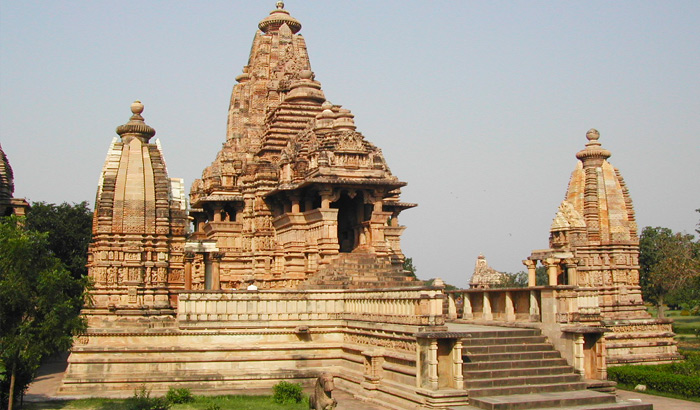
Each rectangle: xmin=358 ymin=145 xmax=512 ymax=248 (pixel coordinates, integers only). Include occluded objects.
xmin=272 ymin=381 xmax=304 ymax=404
xmin=165 ymin=387 xmax=194 ymax=404
xmin=205 ymin=404 xmax=221 ymax=410
xmin=125 ymin=385 xmax=172 ymax=410
xmin=608 ymin=365 xmax=700 ymax=398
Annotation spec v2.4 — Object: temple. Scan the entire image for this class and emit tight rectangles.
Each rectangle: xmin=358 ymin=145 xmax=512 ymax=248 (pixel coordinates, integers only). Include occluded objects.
xmin=469 ymin=254 xmax=505 ymax=288
xmin=85 ymin=101 xmax=188 ymax=317
xmin=57 ymin=4 xmax=669 ymax=409
xmin=187 ymin=2 xmax=416 ymax=290
xmin=0 ymin=144 xmax=30 ymax=217
xmin=524 ymin=129 xmax=679 ymax=365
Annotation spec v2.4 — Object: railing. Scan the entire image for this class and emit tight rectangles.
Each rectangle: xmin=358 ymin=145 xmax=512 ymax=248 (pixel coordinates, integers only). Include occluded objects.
xmin=178 ymin=287 xmax=445 ymax=327
xmin=445 ymin=286 xmax=602 ymax=325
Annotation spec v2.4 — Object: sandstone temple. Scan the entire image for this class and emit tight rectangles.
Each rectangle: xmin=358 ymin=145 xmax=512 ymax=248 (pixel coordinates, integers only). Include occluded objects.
xmin=0 ymin=144 xmax=29 ymax=217
xmin=51 ymin=3 xmax=677 ymax=410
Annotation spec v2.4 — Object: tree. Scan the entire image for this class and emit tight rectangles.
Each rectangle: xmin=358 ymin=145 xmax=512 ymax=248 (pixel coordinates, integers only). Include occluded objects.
xmin=0 ymin=217 xmax=88 ymax=410
xmin=639 ymin=226 xmax=700 ymax=318
xmin=403 ymin=257 xmax=417 ymax=279
xmin=25 ymin=201 xmax=92 ymax=280
xmin=494 ymin=271 xmax=528 ymax=288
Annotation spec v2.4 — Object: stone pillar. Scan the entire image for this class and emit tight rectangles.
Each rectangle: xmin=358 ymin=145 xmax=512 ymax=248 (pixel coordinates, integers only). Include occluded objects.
xmin=529 ymin=290 xmax=541 ymax=321
xmin=462 ymin=293 xmax=473 ymax=320
xmin=565 ymin=259 xmax=578 ymax=287
xmin=523 ymin=259 xmax=537 ymax=287
xmin=505 ymin=291 xmax=516 ymax=322
xmin=483 ymin=293 xmax=493 ymax=321
xmin=184 ymin=252 xmax=194 ymax=290
xmin=290 ymin=194 xmax=300 ymax=213
xmin=211 ymin=252 xmax=223 ymax=290
xmin=574 ymin=334 xmax=585 ymax=374
xmin=320 ymin=189 xmax=333 ymax=209
xmin=428 ymin=340 xmax=439 ymax=390
xmin=448 ymin=294 xmax=457 ymax=320
xmin=453 ymin=340 xmax=464 ymax=389
xmin=213 ymin=204 xmax=222 ymax=222
xmin=545 ymin=258 xmax=560 ymax=286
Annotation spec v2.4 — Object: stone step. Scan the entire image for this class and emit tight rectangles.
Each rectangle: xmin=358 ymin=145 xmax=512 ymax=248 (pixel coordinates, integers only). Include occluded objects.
xmin=469 ymin=390 xmax=618 ymax=410
xmin=463 ymin=357 xmax=569 ymax=371
xmin=464 ymin=343 xmax=555 ymax=354
xmin=461 ymin=335 xmax=548 ymax=347
xmin=464 ymin=350 xmax=562 ymax=363
xmin=455 ymin=400 xmax=651 ymax=410
xmin=461 ymin=330 xmax=542 ymax=340
xmin=463 ymin=365 xmax=575 ymax=380
xmin=469 ymin=381 xmax=588 ymax=398
xmin=466 ymin=373 xmax=582 ymax=389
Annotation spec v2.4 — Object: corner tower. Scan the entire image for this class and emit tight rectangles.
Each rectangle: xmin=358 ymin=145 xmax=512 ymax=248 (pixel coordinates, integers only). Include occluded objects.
xmin=526 ymin=129 xmax=679 ymax=365
xmin=87 ymin=101 xmax=188 ymax=317
xmin=188 ymin=3 xmax=417 ymax=290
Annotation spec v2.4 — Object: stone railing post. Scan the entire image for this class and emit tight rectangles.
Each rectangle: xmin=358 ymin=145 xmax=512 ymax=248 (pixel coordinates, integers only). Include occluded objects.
xmin=462 ymin=293 xmax=473 ymax=320
xmin=529 ymin=290 xmax=541 ymax=321
xmin=483 ymin=292 xmax=493 ymax=321
xmin=505 ymin=291 xmax=516 ymax=322
xmin=447 ymin=293 xmax=457 ymax=320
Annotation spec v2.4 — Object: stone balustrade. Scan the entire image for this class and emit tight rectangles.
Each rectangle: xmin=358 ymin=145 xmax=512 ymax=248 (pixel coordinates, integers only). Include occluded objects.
xmin=178 ymin=287 xmax=445 ymax=326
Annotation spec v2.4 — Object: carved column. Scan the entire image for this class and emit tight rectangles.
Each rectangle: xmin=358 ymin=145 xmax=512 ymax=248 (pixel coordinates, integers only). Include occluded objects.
xmin=574 ymin=334 xmax=585 ymax=374
xmin=211 ymin=252 xmax=223 ymax=290
xmin=565 ymin=258 xmax=579 ymax=287
xmin=428 ymin=340 xmax=439 ymax=390
xmin=523 ymin=259 xmax=537 ymax=287
xmin=545 ymin=258 xmax=560 ymax=286
xmin=453 ymin=340 xmax=464 ymax=389
xmin=184 ymin=252 xmax=194 ymax=290
xmin=529 ymin=290 xmax=541 ymax=321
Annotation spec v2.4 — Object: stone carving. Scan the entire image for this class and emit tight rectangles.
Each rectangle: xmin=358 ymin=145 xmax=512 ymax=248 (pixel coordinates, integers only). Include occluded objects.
xmin=309 ymin=373 xmax=337 ymax=410
xmin=187 ymin=3 xmax=417 ymax=289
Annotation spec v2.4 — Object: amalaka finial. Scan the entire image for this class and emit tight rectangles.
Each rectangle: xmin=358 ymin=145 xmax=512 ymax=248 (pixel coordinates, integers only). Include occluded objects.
xmin=576 ymin=128 xmax=610 ymax=164
xmin=276 ymin=1 xmax=285 ymax=9
xmin=116 ymin=100 xmax=156 ymax=142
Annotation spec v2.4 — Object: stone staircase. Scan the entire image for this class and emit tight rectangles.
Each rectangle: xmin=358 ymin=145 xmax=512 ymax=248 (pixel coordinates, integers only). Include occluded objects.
xmin=300 ymin=251 xmax=422 ymax=289
xmin=458 ymin=327 xmax=651 ymax=410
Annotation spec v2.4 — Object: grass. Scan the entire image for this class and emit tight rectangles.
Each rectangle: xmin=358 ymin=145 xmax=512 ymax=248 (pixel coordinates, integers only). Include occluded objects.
xmin=22 ymin=395 xmax=309 ymax=410
xmin=615 ymin=383 xmax=700 ymax=403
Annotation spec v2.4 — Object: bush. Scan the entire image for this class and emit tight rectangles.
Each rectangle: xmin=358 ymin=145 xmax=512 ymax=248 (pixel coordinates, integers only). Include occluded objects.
xmin=272 ymin=381 xmax=303 ymax=404
xmin=608 ymin=364 xmax=700 ymax=398
xmin=125 ymin=385 xmax=172 ymax=410
xmin=204 ymin=404 xmax=221 ymax=410
xmin=165 ymin=387 xmax=194 ymax=404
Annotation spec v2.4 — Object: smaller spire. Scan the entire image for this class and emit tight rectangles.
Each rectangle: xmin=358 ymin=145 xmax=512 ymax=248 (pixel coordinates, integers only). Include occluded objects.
xmin=116 ymin=101 xmax=156 ymax=143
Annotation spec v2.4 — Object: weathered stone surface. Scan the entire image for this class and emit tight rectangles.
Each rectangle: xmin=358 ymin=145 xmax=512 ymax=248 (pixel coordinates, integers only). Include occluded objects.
xmin=470 ymin=254 xmax=505 ymax=289
xmin=525 ymin=129 xmax=679 ymax=365
xmin=188 ymin=3 xmax=416 ymax=290
xmin=86 ymin=101 xmax=188 ymax=312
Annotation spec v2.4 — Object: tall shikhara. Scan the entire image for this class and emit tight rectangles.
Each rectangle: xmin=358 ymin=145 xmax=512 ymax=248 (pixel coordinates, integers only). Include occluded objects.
xmin=188 ymin=2 xmax=416 ymax=290
xmin=87 ymin=101 xmax=188 ymax=313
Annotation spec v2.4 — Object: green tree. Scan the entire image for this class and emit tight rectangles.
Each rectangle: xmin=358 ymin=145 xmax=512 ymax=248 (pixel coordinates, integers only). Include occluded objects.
xmin=639 ymin=226 xmax=700 ymax=318
xmin=403 ymin=257 xmax=417 ymax=279
xmin=25 ymin=201 xmax=92 ymax=280
xmin=494 ymin=271 xmax=528 ymax=288
xmin=0 ymin=217 xmax=88 ymax=410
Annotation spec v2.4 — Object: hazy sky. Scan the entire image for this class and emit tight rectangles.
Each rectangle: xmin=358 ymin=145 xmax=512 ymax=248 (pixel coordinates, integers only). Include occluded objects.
xmin=1 ymin=1 xmax=698 ymax=287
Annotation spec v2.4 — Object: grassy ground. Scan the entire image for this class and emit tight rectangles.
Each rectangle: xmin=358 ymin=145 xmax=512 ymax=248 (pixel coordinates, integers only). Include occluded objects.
xmin=615 ymin=383 xmax=700 ymax=403
xmin=21 ymin=395 xmax=309 ymax=410
xmin=645 ymin=307 xmax=700 ymax=350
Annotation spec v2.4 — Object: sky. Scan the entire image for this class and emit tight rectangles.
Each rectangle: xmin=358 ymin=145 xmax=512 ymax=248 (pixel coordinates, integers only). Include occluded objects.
xmin=1 ymin=1 xmax=698 ymax=287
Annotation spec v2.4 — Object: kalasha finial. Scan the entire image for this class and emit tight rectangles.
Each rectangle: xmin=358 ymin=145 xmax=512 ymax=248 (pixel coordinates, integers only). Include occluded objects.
xmin=116 ymin=100 xmax=156 ymax=142
xmin=276 ymin=1 xmax=285 ymax=9
xmin=586 ymin=128 xmax=600 ymax=142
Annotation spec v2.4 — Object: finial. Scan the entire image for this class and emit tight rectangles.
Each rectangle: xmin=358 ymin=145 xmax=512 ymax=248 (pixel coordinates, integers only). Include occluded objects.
xmin=276 ymin=1 xmax=285 ymax=9
xmin=131 ymin=100 xmax=144 ymax=115
xmin=116 ymin=100 xmax=156 ymax=142
xmin=586 ymin=128 xmax=600 ymax=142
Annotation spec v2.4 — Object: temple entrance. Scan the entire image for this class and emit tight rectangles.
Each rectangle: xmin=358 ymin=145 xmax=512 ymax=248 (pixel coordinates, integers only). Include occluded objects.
xmin=332 ymin=192 xmax=370 ymax=253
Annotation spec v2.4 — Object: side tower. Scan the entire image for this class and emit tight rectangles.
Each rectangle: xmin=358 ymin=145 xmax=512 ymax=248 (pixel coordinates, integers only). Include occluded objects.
xmin=188 ymin=3 xmax=416 ymax=290
xmin=526 ymin=129 xmax=678 ymax=365
xmin=86 ymin=101 xmax=188 ymax=322
xmin=0 ymin=144 xmax=30 ymax=217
